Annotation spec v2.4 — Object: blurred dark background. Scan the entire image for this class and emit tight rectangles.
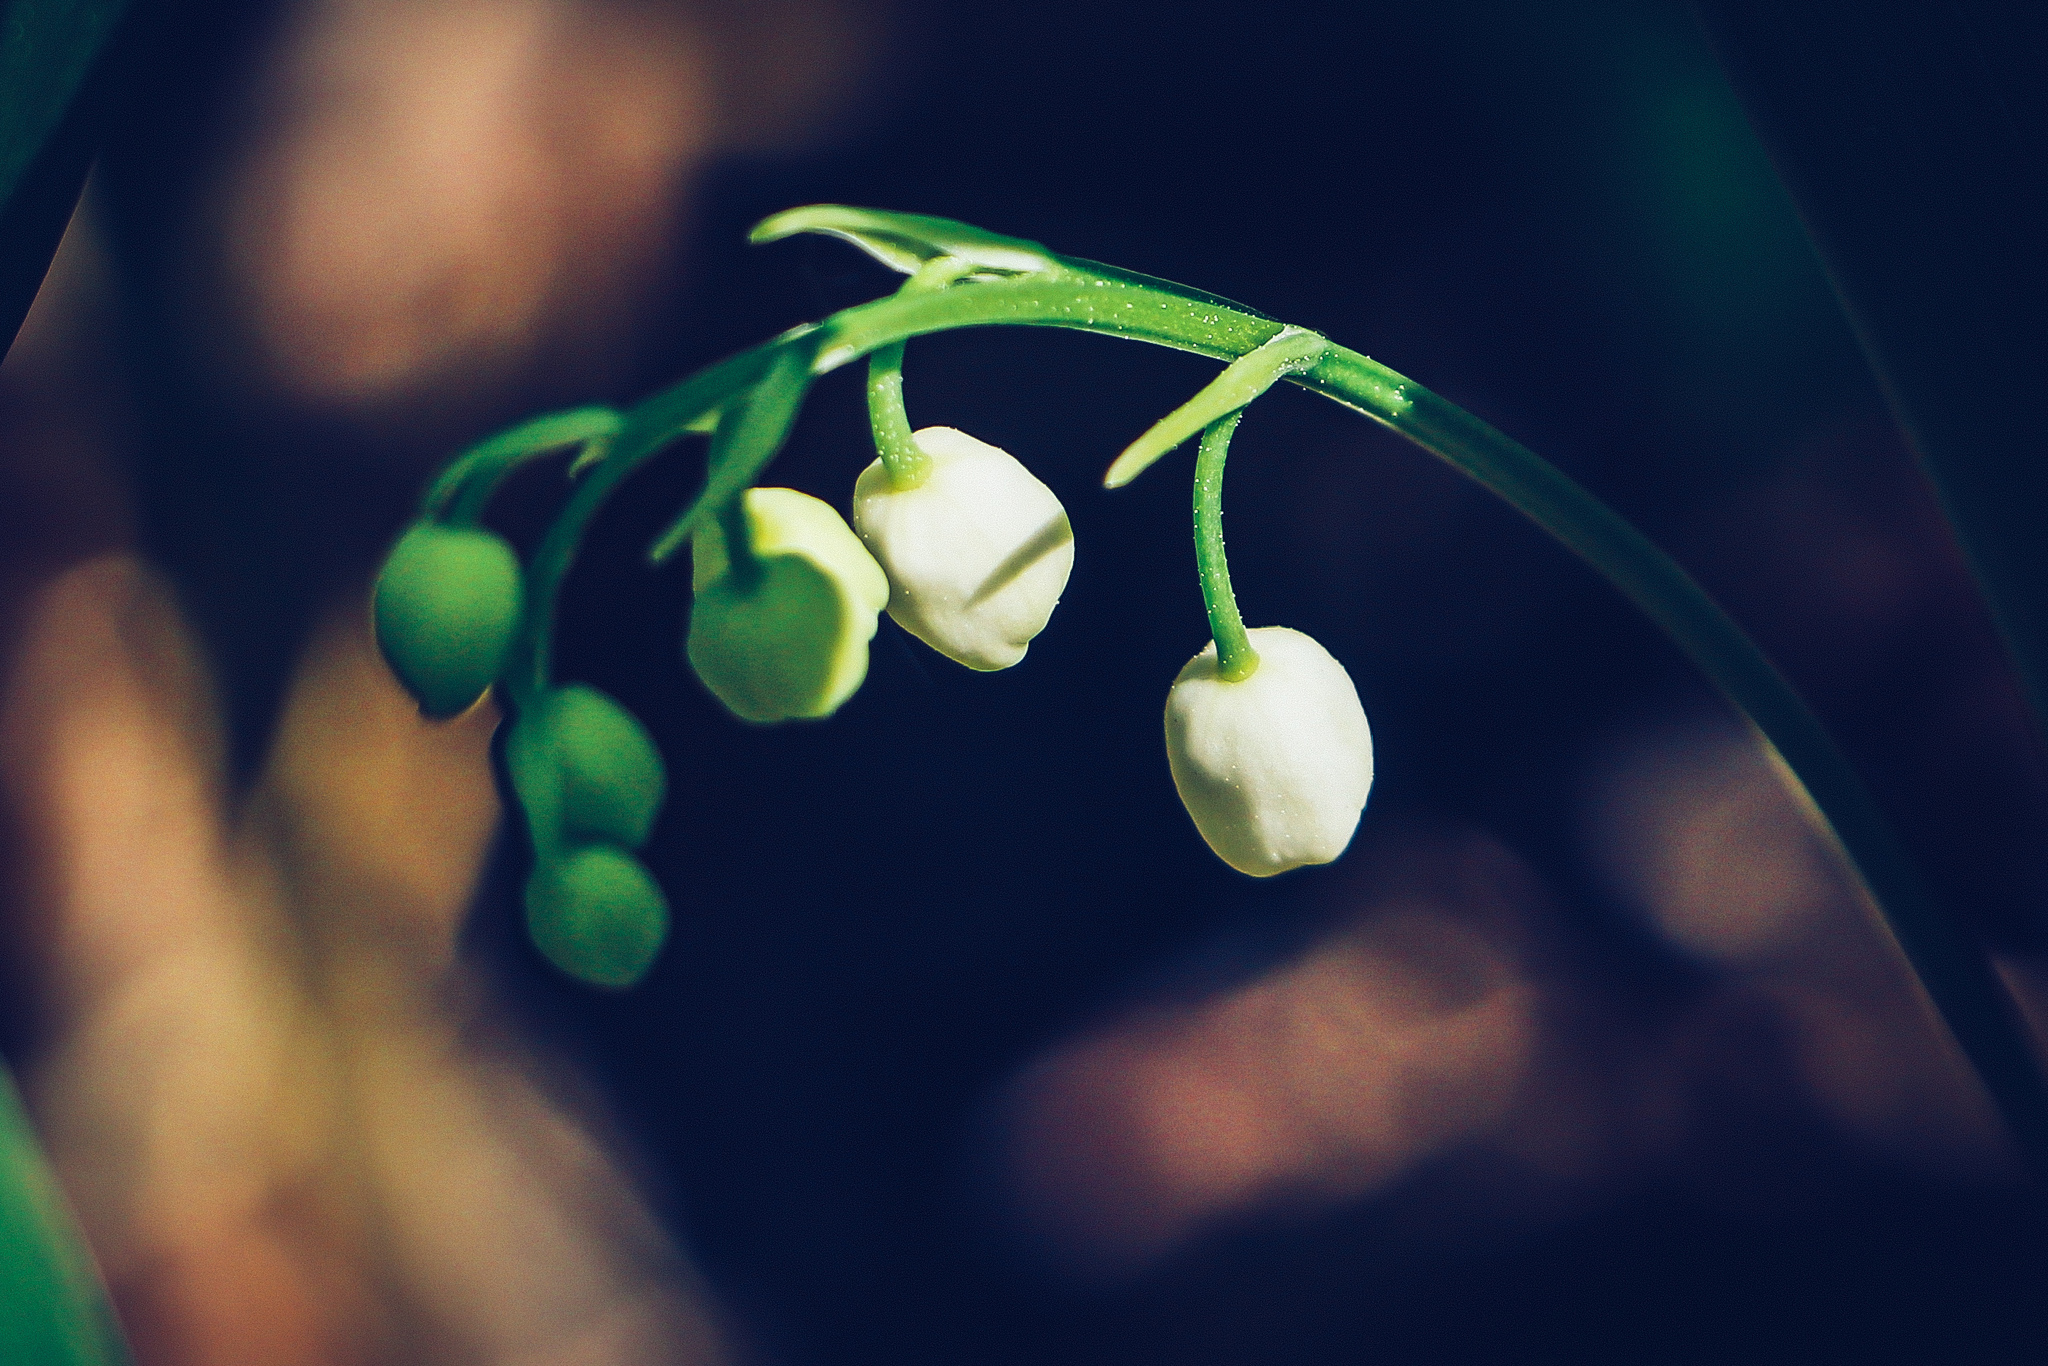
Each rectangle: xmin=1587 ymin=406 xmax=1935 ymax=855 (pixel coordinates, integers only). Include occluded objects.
xmin=5 ymin=1 xmax=2048 ymax=1363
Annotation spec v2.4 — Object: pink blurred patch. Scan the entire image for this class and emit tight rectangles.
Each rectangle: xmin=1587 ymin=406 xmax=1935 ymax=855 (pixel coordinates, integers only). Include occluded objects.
xmin=998 ymin=831 xmax=1548 ymax=1278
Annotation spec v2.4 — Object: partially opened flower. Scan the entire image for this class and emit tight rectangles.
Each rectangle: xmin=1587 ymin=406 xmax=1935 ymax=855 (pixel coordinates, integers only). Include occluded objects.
xmin=1164 ymin=626 xmax=1374 ymax=876
xmin=852 ymin=426 xmax=1073 ymax=671
xmin=686 ymin=487 xmax=890 ymax=722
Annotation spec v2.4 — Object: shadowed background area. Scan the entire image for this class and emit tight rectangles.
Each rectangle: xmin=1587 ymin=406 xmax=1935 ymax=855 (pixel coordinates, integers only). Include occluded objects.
xmin=3 ymin=1 xmax=2047 ymax=1363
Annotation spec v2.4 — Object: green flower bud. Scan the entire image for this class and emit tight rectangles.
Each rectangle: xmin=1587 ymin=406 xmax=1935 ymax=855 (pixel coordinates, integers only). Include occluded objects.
xmin=525 ymin=845 xmax=669 ymax=989
xmin=509 ymin=685 xmax=666 ymax=850
xmin=686 ymin=487 xmax=890 ymax=723
xmin=373 ymin=523 xmax=524 ymax=718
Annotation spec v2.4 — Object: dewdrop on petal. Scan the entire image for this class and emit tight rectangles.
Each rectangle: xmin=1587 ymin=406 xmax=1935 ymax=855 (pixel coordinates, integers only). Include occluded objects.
xmin=687 ymin=487 xmax=890 ymax=723
xmin=1164 ymin=626 xmax=1374 ymax=876
xmin=852 ymin=426 xmax=1074 ymax=671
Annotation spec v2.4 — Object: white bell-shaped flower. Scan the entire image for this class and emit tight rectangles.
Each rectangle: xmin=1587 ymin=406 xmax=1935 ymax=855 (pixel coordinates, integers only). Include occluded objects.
xmin=1164 ymin=626 xmax=1374 ymax=876
xmin=852 ymin=426 xmax=1074 ymax=671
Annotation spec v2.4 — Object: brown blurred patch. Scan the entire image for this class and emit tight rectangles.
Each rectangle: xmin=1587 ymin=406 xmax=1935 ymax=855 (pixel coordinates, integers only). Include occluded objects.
xmin=0 ymin=2 xmax=903 ymax=1356
xmin=1585 ymin=710 xmax=2011 ymax=1173
xmin=1 ymin=556 xmax=737 ymax=1365
xmin=997 ymin=827 xmax=1558 ymax=1280
xmin=203 ymin=0 xmax=717 ymax=419
xmin=0 ymin=556 xmax=384 ymax=1366
xmin=184 ymin=0 xmax=888 ymax=430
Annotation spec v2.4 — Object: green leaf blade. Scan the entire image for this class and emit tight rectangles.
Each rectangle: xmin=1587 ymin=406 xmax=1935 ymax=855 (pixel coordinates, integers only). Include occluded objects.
xmin=647 ymin=336 xmax=821 ymax=564
xmin=1104 ymin=327 xmax=1328 ymax=488
xmin=749 ymin=204 xmax=1057 ymax=276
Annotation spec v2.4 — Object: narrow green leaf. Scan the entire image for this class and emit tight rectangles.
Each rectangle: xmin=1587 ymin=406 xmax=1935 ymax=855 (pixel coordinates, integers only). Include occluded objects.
xmin=749 ymin=204 xmax=1057 ymax=276
xmin=1 ymin=0 xmax=133 ymax=358
xmin=646 ymin=337 xmax=820 ymax=564
xmin=1104 ymin=326 xmax=1329 ymax=487
xmin=0 ymin=0 xmax=124 ymax=205
xmin=1 ymin=1068 xmax=128 ymax=1366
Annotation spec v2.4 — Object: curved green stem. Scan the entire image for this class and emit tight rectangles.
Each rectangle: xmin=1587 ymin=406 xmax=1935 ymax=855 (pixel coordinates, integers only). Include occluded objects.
xmin=866 ymin=256 xmax=981 ymax=490
xmin=422 ymin=405 xmax=623 ymax=526
xmin=1304 ymin=346 xmax=2048 ymax=1175
xmin=865 ymin=341 xmax=923 ymax=488
xmin=1194 ymin=413 xmax=1257 ymax=681
xmin=474 ymin=236 xmax=2048 ymax=1177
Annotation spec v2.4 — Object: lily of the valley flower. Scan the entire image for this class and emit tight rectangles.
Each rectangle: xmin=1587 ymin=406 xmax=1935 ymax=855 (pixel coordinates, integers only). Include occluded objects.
xmin=1164 ymin=626 xmax=1374 ymax=876
xmin=852 ymin=426 xmax=1074 ymax=671
xmin=687 ymin=487 xmax=891 ymax=722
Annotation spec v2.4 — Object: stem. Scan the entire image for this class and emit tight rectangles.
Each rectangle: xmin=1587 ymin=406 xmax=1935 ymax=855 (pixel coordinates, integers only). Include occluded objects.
xmin=866 ymin=341 xmax=924 ymax=489
xmin=866 ymin=257 xmax=980 ymax=490
xmin=716 ymin=492 xmax=759 ymax=592
xmin=1194 ymin=413 xmax=1257 ymax=681
xmin=487 ymin=248 xmax=2048 ymax=1175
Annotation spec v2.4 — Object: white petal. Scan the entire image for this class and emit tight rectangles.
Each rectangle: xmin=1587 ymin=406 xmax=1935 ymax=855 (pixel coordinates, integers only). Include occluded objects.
xmin=1164 ymin=627 xmax=1374 ymax=876
xmin=852 ymin=427 xmax=1074 ymax=671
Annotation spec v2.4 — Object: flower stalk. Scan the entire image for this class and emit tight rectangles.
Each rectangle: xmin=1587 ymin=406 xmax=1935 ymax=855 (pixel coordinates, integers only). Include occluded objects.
xmin=372 ymin=205 xmax=2048 ymax=1184
xmin=1192 ymin=412 xmax=1257 ymax=682
xmin=866 ymin=254 xmax=980 ymax=491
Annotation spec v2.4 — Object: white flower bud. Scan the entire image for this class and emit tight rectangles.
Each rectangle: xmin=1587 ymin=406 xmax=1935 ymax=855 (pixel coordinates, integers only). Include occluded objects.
xmin=852 ymin=426 xmax=1074 ymax=671
xmin=1164 ymin=626 xmax=1374 ymax=876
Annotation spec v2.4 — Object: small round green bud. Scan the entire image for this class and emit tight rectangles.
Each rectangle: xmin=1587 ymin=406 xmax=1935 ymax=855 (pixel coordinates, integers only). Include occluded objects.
xmin=522 ymin=685 xmax=666 ymax=849
xmin=373 ymin=523 xmax=524 ymax=718
xmin=686 ymin=488 xmax=890 ymax=723
xmin=525 ymin=845 xmax=669 ymax=989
